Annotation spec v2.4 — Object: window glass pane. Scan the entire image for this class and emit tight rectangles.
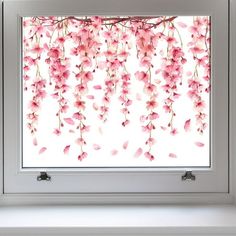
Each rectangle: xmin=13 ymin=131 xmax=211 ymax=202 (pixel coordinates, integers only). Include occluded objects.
xmin=22 ymin=16 xmax=210 ymax=168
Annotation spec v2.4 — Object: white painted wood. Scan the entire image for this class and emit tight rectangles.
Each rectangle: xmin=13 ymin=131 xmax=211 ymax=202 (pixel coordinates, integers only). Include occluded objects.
xmin=3 ymin=0 xmax=229 ymax=194
xmin=0 ymin=205 xmax=235 ymax=235
xmin=0 ymin=193 xmax=233 ymax=205
xmin=230 ymin=0 xmax=236 ymax=204
xmin=0 ymin=0 xmax=3 ymax=196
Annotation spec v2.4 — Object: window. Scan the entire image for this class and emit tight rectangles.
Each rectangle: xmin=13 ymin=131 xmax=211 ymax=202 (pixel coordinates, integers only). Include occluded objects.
xmin=3 ymin=0 xmax=228 ymax=193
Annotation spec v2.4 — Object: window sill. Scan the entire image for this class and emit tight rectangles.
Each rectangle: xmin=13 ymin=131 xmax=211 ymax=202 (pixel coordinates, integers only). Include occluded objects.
xmin=0 ymin=204 xmax=236 ymax=235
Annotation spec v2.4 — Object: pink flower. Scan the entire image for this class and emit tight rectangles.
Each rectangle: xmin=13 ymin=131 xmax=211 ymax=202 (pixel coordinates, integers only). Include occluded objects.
xmin=53 ymin=128 xmax=61 ymax=136
xmin=76 ymin=138 xmax=86 ymax=146
xmin=83 ymin=71 xmax=93 ymax=82
xmin=148 ymin=112 xmax=159 ymax=120
xmin=144 ymin=83 xmax=156 ymax=94
xmin=118 ymin=50 xmax=130 ymax=59
xmin=166 ymin=36 xmax=176 ymax=44
xmin=146 ymin=100 xmax=158 ymax=110
xmin=47 ymin=47 xmax=61 ymax=58
xmin=122 ymin=119 xmax=130 ymax=127
xmin=81 ymin=56 xmax=92 ymax=67
xmin=78 ymin=152 xmax=88 ymax=161
xmin=57 ymin=37 xmax=66 ymax=44
xmin=144 ymin=152 xmax=154 ymax=161
xmin=189 ymin=46 xmax=204 ymax=54
xmin=31 ymin=44 xmax=43 ymax=54
xmin=135 ymin=71 xmax=149 ymax=83
xmin=145 ymin=137 xmax=156 ymax=146
xmin=74 ymin=100 xmax=86 ymax=110
xmin=28 ymin=101 xmax=39 ymax=111
xmin=61 ymin=105 xmax=69 ymax=113
xmin=170 ymin=128 xmax=178 ymax=136
xmin=75 ymin=84 xmax=88 ymax=94
xmin=163 ymin=105 xmax=171 ymax=113
xmin=81 ymin=124 xmax=90 ymax=133
xmin=140 ymin=56 xmax=152 ymax=67
xmin=194 ymin=100 xmax=205 ymax=110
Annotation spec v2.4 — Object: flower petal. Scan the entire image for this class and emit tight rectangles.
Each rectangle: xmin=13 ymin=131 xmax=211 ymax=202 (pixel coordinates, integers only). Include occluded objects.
xmin=39 ymin=147 xmax=47 ymax=154
xmin=123 ymin=141 xmax=129 ymax=150
xmin=195 ymin=142 xmax=205 ymax=147
xmin=184 ymin=119 xmax=191 ymax=132
xmin=134 ymin=148 xmax=143 ymax=158
xmin=64 ymin=118 xmax=75 ymax=125
xmin=63 ymin=145 xmax=70 ymax=154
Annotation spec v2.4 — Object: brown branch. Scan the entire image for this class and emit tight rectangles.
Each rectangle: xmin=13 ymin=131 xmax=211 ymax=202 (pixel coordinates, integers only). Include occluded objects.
xmin=36 ymin=16 xmax=177 ymax=28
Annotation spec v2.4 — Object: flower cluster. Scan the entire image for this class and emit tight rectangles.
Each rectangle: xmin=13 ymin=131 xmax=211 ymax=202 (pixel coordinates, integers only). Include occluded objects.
xmin=187 ymin=17 xmax=210 ymax=134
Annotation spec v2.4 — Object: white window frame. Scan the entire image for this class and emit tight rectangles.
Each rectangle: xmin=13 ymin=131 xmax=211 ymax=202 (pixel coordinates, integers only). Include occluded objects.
xmin=1 ymin=0 xmax=229 ymax=195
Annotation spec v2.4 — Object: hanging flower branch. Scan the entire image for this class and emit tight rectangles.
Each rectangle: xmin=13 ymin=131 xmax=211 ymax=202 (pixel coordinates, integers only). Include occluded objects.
xmin=160 ymin=20 xmax=186 ymax=135
xmin=134 ymin=24 xmax=160 ymax=160
xmin=23 ymin=18 xmax=47 ymax=146
xmin=187 ymin=16 xmax=210 ymax=134
xmin=23 ymin=16 xmax=211 ymax=161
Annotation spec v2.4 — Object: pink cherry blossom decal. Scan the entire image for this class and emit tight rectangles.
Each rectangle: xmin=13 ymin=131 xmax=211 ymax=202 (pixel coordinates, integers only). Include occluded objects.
xmin=93 ymin=144 xmax=101 ymax=150
xmin=39 ymin=147 xmax=47 ymax=154
xmin=111 ymin=149 xmax=118 ymax=156
xmin=195 ymin=142 xmax=205 ymax=147
xmin=134 ymin=148 xmax=143 ymax=158
xmin=169 ymin=153 xmax=177 ymax=158
xmin=64 ymin=118 xmax=75 ymax=125
xmin=184 ymin=119 xmax=191 ymax=132
xmin=122 ymin=141 xmax=129 ymax=150
xmin=23 ymin=16 xmax=210 ymax=164
xmin=63 ymin=145 xmax=70 ymax=154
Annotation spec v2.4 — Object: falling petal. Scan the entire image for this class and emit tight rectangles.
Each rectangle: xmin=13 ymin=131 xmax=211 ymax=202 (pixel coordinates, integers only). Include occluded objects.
xmin=53 ymin=128 xmax=61 ymax=136
xmin=64 ymin=118 xmax=74 ymax=125
xmin=93 ymin=144 xmax=101 ymax=150
xmin=39 ymin=147 xmax=47 ymax=154
xmin=123 ymin=141 xmax=129 ymax=150
xmin=33 ymin=137 xmax=38 ymax=146
xmin=144 ymin=151 xmax=155 ymax=161
xmin=177 ymin=22 xmax=187 ymax=28
xmin=63 ymin=145 xmax=70 ymax=154
xmin=186 ymin=71 xmax=192 ymax=76
xmin=98 ymin=127 xmax=103 ymax=135
xmin=184 ymin=119 xmax=191 ymax=132
xmin=140 ymin=115 xmax=146 ymax=122
xmin=195 ymin=142 xmax=205 ymax=147
xmin=160 ymin=126 xmax=167 ymax=131
xmin=69 ymin=129 xmax=75 ymax=133
xmin=134 ymin=148 xmax=143 ymax=158
xmin=136 ymin=93 xmax=142 ymax=101
xmin=93 ymin=85 xmax=102 ymax=90
xmin=78 ymin=151 xmax=88 ymax=161
xmin=86 ymin=95 xmax=94 ymax=100
xmin=93 ymin=103 xmax=99 ymax=111
xmin=111 ymin=149 xmax=118 ymax=155
xmin=170 ymin=128 xmax=178 ymax=135
xmin=169 ymin=153 xmax=177 ymax=158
